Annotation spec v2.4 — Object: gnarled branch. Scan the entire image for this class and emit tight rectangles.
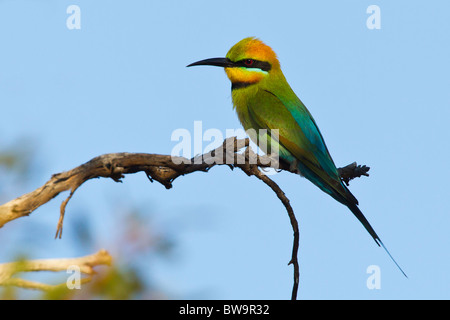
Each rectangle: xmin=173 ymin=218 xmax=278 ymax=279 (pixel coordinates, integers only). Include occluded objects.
xmin=0 ymin=137 xmax=369 ymax=299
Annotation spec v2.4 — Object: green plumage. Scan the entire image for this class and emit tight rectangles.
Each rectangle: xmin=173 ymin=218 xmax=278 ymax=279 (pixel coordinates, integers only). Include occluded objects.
xmin=231 ymin=72 xmax=376 ymax=236
xmin=187 ymin=37 xmax=406 ymax=276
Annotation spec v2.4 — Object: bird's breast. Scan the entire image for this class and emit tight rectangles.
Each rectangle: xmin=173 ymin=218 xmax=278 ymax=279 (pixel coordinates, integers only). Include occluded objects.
xmin=231 ymin=87 xmax=258 ymax=132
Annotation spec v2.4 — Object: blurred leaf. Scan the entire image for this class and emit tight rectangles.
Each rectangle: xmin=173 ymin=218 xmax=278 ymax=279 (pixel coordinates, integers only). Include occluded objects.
xmin=0 ymin=286 xmax=18 ymax=300
xmin=0 ymin=138 xmax=34 ymax=175
xmin=66 ymin=265 xmax=144 ymax=300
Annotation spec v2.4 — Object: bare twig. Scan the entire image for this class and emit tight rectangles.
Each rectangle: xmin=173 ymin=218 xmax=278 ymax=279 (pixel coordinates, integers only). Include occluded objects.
xmin=0 ymin=137 xmax=369 ymax=299
xmin=338 ymin=162 xmax=370 ymax=186
xmin=0 ymin=249 xmax=112 ymax=290
xmin=235 ymin=147 xmax=300 ymax=300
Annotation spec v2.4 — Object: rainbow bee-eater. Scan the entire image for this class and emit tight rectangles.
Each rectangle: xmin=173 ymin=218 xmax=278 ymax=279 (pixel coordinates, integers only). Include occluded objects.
xmin=188 ymin=37 xmax=405 ymax=276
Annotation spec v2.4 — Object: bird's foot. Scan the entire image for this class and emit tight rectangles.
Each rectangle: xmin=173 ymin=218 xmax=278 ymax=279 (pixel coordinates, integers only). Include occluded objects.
xmin=289 ymin=159 xmax=301 ymax=175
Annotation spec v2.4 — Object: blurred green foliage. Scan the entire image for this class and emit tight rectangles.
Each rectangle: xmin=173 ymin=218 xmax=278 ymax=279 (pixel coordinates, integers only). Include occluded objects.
xmin=0 ymin=140 xmax=175 ymax=300
xmin=0 ymin=138 xmax=33 ymax=176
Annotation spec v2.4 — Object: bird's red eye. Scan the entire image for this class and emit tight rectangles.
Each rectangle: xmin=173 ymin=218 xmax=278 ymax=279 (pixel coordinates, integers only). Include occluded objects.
xmin=244 ymin=59 xmax=254 ymax=67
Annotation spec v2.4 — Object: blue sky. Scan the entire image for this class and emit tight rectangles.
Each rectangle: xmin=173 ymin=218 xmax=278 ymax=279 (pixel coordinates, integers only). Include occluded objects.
xmin=1 ymin=0 xmax=450 ymax=299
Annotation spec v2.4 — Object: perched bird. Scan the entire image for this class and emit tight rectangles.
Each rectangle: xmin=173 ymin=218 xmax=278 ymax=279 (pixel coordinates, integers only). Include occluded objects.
xmin=188 ymin=37 xmax=406 ymax=276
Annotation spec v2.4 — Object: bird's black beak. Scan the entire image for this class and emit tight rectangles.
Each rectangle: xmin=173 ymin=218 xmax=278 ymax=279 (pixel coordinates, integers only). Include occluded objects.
xmin=187 ymin=57 xmax=234 ymax=68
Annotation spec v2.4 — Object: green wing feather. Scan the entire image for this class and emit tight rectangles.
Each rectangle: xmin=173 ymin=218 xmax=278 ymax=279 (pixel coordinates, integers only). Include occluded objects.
xmin=246 ymin=88 xmax=353 ymax=204
xmin=232 ymin=79 xmax=406 ymax=276
xmin=245 ymin=88 xmax=389 ymax=247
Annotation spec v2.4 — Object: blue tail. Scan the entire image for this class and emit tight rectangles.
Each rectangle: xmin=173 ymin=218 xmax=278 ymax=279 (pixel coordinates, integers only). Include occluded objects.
xmin=296 ymin=159 xmax=407 ymax=277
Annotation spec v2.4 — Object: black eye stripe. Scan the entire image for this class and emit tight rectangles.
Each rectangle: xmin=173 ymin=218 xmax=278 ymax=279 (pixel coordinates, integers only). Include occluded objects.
xmin=234 ymin=59 xmax=272 ymax=72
